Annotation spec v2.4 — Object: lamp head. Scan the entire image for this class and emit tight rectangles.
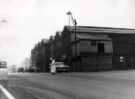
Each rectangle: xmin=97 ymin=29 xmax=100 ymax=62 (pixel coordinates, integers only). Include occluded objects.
xmin=66 ymin=11 xmax=72 ymax=15
xmin=0 ymin=19 xmax=7 ymax=23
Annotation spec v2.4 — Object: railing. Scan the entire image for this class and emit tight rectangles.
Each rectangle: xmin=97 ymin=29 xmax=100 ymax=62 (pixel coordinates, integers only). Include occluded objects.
xmin=0 ymin=84 xmax=15 ymax=99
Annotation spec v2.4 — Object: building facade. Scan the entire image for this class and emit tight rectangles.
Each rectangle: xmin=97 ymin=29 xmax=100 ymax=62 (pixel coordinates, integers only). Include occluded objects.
xmin=59 ymin=26 xmax=135 ymax=72
xmin=31 ymin=26 xmax=135 ymax=72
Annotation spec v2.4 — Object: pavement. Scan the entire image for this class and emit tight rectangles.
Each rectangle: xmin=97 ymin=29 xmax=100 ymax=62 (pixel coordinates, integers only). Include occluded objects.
xmin=5 ymin=70 xmax=135 ymax=99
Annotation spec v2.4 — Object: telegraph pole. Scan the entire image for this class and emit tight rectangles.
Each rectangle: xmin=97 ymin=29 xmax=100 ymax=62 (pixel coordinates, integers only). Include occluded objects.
xmin=66 ymin=11 xmax=77 ymax=71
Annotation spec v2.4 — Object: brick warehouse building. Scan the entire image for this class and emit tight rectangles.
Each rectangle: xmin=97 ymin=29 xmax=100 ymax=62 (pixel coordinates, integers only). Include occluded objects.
xmin=31 ymin=39 xmax=49 ymax=72
xmin=31 ymin=26 xmax=135 ymax=72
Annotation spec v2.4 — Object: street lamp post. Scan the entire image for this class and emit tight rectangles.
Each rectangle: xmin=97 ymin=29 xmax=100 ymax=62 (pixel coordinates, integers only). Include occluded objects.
xmin=74 ymin=19 xmax=77 ymax=71
xmin=66 ymin=11 xmax=77 ymax=71
xmin=66 ymin=11 xmax=71 ymax=29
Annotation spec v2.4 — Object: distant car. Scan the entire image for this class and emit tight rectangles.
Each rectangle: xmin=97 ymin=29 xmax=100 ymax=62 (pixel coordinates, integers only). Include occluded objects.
xmin=17 ymin=67 xmax=24 ymax=73
xmin=0 ymin=61 xmax=8 ymax=88
xmin=55 ymin=60 xmax=69 ymax=73
xmin=28 ymin=67 xmax=40 ymax=73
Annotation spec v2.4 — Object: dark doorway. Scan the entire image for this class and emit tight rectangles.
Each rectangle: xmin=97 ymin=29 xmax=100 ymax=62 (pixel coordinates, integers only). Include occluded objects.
xmin=98 ymin=43 xmax=104 ymax=52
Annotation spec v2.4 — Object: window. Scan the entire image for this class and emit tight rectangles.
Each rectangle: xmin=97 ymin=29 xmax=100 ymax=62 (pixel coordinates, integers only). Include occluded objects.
xmin=80 ymin=41 xmax=91 ymax=47
xmin=91 ymin=41 xmax=97 ymax=46
xmin=98 ymin=43 xmax=104 ymax=52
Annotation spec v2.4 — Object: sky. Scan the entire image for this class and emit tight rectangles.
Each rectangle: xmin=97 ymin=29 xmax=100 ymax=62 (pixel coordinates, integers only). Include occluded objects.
xmin=0 ymin=0 xmax=135 ymax=67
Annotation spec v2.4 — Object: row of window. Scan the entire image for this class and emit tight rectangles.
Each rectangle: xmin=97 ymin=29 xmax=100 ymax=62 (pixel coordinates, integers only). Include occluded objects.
xmin=79 ymin=41 xmax=105 ymax=52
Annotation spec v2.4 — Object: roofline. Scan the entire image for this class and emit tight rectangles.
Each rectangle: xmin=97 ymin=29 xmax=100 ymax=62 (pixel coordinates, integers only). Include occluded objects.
xmin=64 ymin=25 xmax=135 ymax=30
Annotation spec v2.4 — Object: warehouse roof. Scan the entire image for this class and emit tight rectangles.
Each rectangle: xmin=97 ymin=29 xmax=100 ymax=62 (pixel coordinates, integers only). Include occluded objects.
xmin=48 ymin=36 xmax=55 ymax=43
xmin=76 ymin=34 xmax=112 ymax=41
xmin=64 ymin=26 xmax=135 ymax=34
xmin=70 ymin=33 xmax=111 ymax=41
xmin=54 ymin=31 xmax=62 ymax=41
xmin=41 ymin=39 xmax=48 ymax=43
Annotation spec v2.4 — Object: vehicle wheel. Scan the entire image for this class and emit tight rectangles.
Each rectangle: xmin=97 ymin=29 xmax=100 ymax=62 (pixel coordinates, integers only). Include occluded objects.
xmin=51 ymin=73 xmax=55 ymax=75
xmin=66 ymin=70 xmax=69 ymax=73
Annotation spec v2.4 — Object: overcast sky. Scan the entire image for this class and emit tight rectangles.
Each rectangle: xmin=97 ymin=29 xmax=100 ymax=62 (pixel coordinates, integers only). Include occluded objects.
xmin=0 ymin=0 xmax=135 ymax=66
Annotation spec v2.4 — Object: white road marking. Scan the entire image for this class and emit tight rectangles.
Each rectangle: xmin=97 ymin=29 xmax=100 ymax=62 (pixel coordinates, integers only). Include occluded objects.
xmin=0 ymin=84 xmax=15 ymax=99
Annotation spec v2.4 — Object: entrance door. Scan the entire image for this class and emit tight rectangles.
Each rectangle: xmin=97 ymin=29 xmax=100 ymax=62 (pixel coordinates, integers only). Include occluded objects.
xmin=98 ymin=43 xmax=104 ymax=52
xmin=129 ymin=56 xmax=135 ymax=68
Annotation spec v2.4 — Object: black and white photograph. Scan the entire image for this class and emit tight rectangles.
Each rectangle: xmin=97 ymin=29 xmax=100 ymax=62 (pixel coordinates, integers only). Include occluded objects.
xmin=0 ymin=0 xmax=135 ymax=99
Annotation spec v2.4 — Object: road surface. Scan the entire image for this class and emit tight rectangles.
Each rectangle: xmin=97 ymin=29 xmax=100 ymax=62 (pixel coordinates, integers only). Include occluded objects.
xmin=6 ymin=70 xmax=135 ymax=99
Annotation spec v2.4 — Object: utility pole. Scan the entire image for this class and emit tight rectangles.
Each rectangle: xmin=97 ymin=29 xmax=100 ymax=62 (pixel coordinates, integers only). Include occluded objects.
xmin=66 ymin=11 xmax=77 ymax=71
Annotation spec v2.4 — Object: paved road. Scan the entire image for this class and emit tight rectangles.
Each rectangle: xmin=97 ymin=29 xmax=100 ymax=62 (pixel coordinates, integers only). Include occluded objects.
xmin=7 ymin=70 xmax=135 ymax=99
